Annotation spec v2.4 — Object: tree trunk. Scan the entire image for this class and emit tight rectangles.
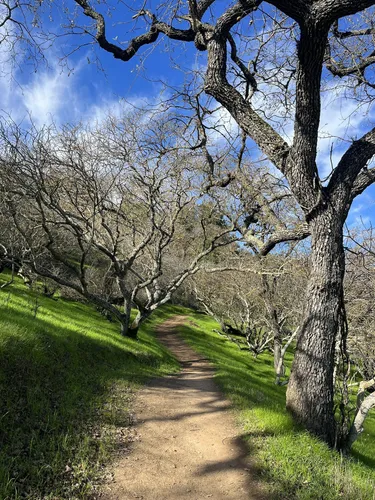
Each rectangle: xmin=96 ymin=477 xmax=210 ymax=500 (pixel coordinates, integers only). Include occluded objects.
xmin=261 ymin=275 xmax=285 ymax=381
xmin=345 ymin=380 xmax=375 ymax=451
xmin=275 ymin=327 xmax=299 ymax=386
xmin=127 ymin=310 xmax=151 ymax=339
xmin=286 ymin=211 xmax=345 ymax=447
xmin=274 ymin=338 xmax=285 ymax=385
xmin=346 ymin=394 xmax=375 ymax=451
xmin=274 ymin=337 xmax=284 ymax=379
xmin=118 ymin=296 xmax=133 ymax=337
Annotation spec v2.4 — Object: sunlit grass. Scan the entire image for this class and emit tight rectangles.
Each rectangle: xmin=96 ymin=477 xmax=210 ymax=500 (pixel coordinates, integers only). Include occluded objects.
xmin=179 ymin=310 xmax=375 ymax=500
xmin=0 ymin=273 xmax=180 ymax=499
xmin=2 ymin=274 xmax=374 ymax=499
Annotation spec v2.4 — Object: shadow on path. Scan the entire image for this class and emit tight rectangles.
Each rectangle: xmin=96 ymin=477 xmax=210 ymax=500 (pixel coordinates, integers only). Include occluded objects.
xmin=101 ymin=316 xmax=268 ymax=500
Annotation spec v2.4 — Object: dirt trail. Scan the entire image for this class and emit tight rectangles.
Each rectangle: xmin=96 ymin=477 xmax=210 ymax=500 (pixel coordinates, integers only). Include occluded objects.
xmin=101 ymin=316 xmax=264 ymax=500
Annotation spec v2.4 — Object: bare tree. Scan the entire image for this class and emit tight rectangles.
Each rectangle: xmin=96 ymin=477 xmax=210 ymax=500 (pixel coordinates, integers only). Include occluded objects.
xmin=334 ymin=224 xmax=375 ymax=449
xmin=51 ymin=0 xmax=375 ymax=447
xmin=0 ymin=111 xmax=238 ymax=336
xmin=4 ymin=0 xmax=375 ymax=447
xmin=0 ymin=0 xmax=53 ymax=73
xmin=229 ymin=164 xmax=308 ymax=382
xmin=193 ymin=252 xmax=304 ymax=383
xmin=195 ymin=270 xmax=277 ymax=357
xmin=345 ymin=225 xmax=375 ymax=381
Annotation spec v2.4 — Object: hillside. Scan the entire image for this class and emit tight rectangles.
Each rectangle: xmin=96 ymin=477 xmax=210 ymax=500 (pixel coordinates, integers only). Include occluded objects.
xmin=1 ymin=274 xmax=375 ymax=499
xmin=0 ymin=273 xmax=179 ymax=499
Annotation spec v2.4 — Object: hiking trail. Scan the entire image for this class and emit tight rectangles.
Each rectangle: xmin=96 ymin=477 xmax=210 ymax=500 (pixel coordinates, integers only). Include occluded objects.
xmin=101 ymin=315 xmax=265 ymax=499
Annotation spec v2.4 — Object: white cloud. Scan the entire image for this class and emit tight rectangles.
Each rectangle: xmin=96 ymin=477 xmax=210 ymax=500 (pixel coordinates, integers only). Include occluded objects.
xmin=348 ymin=215 xmax=371 ymax=228
xmin=0 ymin=55 xmax=171 ymax=133
xmin=85 ymin=94 xmax=159 ymax=126
xmin=250 ymin=77 xmax=375 ymax=183
xmin=347 ymin=190 xmax=375 ymax=222
xmin=22 ymin=69 xmax=81 ymax=127
xmin=205 ymin=105 xmax=239 ymax=144
xmin=352 ymin=203 xmax=365 ymax=214
xmin=0 ymin=61 xmax=84 ymax=127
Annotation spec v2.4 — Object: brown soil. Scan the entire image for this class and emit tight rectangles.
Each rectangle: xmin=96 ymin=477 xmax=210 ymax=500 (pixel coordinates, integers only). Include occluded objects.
xmin=101 ymin=316 xmax=265 ymax=500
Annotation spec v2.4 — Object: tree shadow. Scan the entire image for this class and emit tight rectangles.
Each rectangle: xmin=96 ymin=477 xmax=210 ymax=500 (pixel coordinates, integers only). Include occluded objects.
xmin=175 ymin=316 xmax=375 ymax=499
xmin=0 ymin=281 xmax=177 ymax=498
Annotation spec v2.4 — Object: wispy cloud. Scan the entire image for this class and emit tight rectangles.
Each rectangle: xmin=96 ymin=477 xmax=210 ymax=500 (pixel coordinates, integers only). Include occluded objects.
xmin=0 ymin=54 xmax=170 ymax=132
xmin=22 ymin=68 xmax=82 ymax=126
xmin=347 ymin=190 xmax=375 ymax=224
xmin=0 ymin=59 xmax=84 ymax=126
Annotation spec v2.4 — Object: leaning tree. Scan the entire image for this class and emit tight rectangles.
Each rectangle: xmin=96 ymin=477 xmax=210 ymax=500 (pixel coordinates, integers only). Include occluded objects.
xmin=3 ymin=0 xmax=375 ymax=448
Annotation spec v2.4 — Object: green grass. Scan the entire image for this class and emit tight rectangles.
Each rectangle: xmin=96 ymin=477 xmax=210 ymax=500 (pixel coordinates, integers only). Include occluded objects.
xmin=2 ymin=276 xmax=374 ymax=500
xmin=0 ymin=273 xmax=180 ymax=499
xmin=178 ymin=310 xmax=375 ymax=500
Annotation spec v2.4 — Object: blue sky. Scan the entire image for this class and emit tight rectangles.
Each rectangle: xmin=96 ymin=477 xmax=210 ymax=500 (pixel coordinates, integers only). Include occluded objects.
xmin=0 ymin=2 xmax=374 ymax=230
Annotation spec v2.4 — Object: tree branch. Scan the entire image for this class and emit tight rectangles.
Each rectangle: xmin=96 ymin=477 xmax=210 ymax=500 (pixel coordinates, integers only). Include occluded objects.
xmin=204 ymin=7 xmax=290 ymax=175
xmin=316 ymin=0 xmax=375 ymax=23
xmin=351 ymin=167 xmax=375 ymax=199
xmin=328 ymin=127 xmax=375 ymax=206
xmin=245 ymin=224 xmax=310 ymax=256
xmin=74 ymin=0 xmax=195 ymax=61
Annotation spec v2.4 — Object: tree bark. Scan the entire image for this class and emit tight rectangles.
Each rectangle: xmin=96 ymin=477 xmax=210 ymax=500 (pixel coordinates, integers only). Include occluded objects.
xmin=261 ymin=275 xmax=285 ymax=378
xmin=119 ymin=296 xmax=133 ymax=337
xmin=125 ymin=310 xmax=151 ymax=339
xmin=286 ymin=209 xmax=346 ymax=446
xmin=345 ymin=379 xmax=375 ymax=451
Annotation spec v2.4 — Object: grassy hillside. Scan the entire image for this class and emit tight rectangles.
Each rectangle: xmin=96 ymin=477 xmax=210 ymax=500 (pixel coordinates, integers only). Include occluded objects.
xmin=179 ymin=311 xmax=375 ymax=500
xmin=0 ymin=274 xmax=180 ymax=499
xmin=2 ymin=274 xmax=374 ymax=500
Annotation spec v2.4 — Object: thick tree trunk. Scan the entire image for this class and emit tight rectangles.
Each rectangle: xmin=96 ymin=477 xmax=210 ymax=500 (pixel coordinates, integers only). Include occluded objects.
xmin=286 ymin=211 xmax=345 ymax=447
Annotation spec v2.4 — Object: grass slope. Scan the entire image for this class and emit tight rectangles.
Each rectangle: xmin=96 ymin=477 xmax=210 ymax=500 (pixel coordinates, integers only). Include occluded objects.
xmin=179 ymin=310 xmax=375 ymax=500
xmin=0 ymin=274 xmax=180 ymax=499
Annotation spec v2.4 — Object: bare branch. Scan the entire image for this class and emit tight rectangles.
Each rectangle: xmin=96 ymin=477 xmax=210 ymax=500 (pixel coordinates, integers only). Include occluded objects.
xmin=74 ymin=0 xmax=194 ymax=61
